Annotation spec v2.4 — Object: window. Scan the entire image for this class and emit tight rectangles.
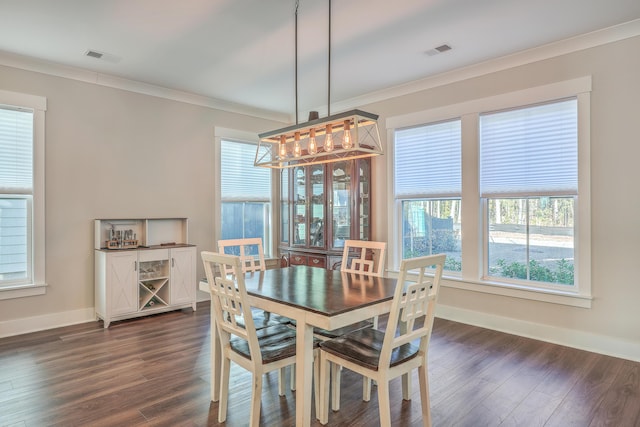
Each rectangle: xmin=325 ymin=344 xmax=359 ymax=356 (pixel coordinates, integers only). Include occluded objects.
xmin=394 ymin=119 xmax=462 ymax=272
xmin=480 ymin=99 xmax=577 ymax=288
xmin=0 ymin=90 xmax=46 ymax=297
xmin=387 ymin=77 xmax=591 ymax=305
xmin=220 ymin=139 xmax=272 ymax=255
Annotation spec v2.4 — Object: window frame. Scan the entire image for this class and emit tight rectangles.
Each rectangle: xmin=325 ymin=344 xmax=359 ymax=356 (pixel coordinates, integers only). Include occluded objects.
xmin=393 ymin=118 xmax=463 ymax=273
xmin=0 ymin=89 xmax=47 ymax=300
xmin=214 ymin=128 xmax=276 ymax=258
xmin=386 ymin=77 xmax=592 ymax=307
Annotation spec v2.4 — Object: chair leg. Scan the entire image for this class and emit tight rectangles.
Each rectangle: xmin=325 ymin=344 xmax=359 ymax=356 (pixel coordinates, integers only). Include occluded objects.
xmin=366 ymin=314 xmax=379 ymax=399
xmin=418 ymin=364 xmax=432 ymax=427
xmin=218 ymin=356 xmax=231 ymax=423
xmin=362 ymin=376 xmax=372 ymax=402
xmin=319 ymin=352 xmax=331 ymax=425
xmin=278 ymin=367 xmax=286 ymax=396
xmin=331 ymin=363 xmax=341 ymax=411
xmin=314 ymin=351 xmax=320 ymax=419
xmin=290 ymin=364 xmax=296 ymax=391
xmin=377 ymin=379 xmax=392 ymax=427
xmin=249 ymin=372 xmax=263 ymax=427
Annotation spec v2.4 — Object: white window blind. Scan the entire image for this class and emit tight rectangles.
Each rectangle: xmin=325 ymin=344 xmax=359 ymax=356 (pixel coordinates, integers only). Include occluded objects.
xmin=0 ymin=107 xmax=33 ymax=194
xmin=394 ymin=119 xmax=461 ymax=198
xmin=221 ymin=139 xmax=271 ymax=202
xmin=480 ymin=98 xmax=578 ymax=197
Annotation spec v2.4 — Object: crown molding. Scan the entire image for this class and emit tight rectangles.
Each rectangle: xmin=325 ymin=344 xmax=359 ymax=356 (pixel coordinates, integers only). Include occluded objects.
xmin=327 ymin=18 xmax=640 ymax=114
xmin=0 ymin=50 xmax=290 ymax=123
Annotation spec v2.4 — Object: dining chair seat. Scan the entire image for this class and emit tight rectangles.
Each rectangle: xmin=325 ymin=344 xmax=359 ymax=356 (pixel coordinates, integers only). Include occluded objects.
xmin=320 ymin=328 xmax=420 ymax=370
xmin=230 ymin=323 xmax=308 ymax=363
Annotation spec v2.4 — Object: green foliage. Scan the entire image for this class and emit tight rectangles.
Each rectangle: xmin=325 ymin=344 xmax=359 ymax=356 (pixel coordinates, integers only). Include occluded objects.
xmin=492 ymin=258 xmax=574 ymax=285
xmin=444 ymin=257 xmax=462 ymax=272
xmin=488 ymin=197 xmax=574 ymax=228
xmin=404 ymin=233 xmax=462 ymax=272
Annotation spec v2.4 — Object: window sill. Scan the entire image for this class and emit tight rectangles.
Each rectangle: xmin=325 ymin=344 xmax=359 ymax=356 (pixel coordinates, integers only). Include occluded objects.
xmin=384 ymin=269 xmax=591 ymax=308
xmin=443 ymin=276 xmax=592 ymax=308
xmin=0 ymin=283 xmax=48 ymax=300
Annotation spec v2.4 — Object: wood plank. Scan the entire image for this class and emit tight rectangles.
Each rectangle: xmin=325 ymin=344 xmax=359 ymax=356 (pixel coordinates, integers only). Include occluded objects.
xmin=587 ymin=359 xmax=640 ymax=427
xmin=0 ymin=304 xmax=638 ymax=426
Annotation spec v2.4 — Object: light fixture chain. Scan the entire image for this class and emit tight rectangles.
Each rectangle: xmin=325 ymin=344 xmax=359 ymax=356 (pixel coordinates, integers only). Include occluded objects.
xmin=295 ymin=0 xmax=299 ymax=125
xmin=327 ymin=0 xmax=331 ymax=117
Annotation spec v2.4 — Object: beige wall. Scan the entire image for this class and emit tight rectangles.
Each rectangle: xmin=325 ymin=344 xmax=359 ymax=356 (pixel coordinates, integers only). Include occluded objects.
xmin=0 ymin=64 xmax=281 ymax=324
xmin=365 ymin=35 xmax=640 ymax=359
xmin=1 ymin=34 xmax=638 ymax=360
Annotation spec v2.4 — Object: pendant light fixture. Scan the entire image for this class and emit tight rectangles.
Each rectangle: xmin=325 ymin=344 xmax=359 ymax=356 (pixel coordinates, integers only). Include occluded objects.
xmin=254 ymin=0 xmax=383 ymax=169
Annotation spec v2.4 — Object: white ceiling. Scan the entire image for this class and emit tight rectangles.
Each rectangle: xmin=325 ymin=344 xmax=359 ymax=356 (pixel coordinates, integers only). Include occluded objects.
xmin=1 ymin=0 xmax=640 ymax=122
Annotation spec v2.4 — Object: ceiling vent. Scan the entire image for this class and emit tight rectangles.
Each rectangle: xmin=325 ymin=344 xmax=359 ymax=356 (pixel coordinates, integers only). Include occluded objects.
xmin=84 ymin=49 xmax=121 ymax=63
xmin=85 ymin=50 xmax=104 ymax=59
xmin=425 ymin=44 xmax=452 ymax=56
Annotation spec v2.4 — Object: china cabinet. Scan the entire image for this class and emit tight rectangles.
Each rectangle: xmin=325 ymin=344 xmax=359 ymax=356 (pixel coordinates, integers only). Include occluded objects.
xmin=94 ymin=218 xmax=196 ymax=327
xmin=280 ymin=158 xmax=371 ymax=269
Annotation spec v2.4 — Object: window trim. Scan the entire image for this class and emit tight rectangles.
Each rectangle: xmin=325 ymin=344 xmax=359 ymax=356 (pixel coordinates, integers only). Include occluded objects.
xmin=0 ymin=89 xmax=47 ymax=300
xmin=213 ymin=127 xmax=277 ymax=258
xmin=387 ymin=77 xmax=592 ymax=307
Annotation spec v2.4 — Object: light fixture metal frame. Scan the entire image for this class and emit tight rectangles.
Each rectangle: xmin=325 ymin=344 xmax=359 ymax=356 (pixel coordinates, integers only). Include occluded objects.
xmin=255 ymin=109 xmax=382 ymax=169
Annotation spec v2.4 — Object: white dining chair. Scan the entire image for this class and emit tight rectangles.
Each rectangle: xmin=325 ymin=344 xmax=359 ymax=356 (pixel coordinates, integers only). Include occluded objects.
xmin=341 ymin=239 xmax=387 ymax=277
xmin=201 ymin=251 xmax=320 ymax=426
xmin=323 ymin=240 xmax=387 ymax=408
xmin=218 ymin=237 xmax=266 ymax=274
xmin=218 ymin=238 xmax=291 ymax=327
xmin=318 ymin=253 xmax=446 ymax=427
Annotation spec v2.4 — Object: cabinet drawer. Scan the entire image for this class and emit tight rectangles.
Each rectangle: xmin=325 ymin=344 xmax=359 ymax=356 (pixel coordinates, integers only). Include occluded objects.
xmin=138 ymin=249 xmax=169 ymax=262
xmin=290 ymin=253 xmax=308 ymax=266
xmin=308 ymin=255 xmax=326 ymax=268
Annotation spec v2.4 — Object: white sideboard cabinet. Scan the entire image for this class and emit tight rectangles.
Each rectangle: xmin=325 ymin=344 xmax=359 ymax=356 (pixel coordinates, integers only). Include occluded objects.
xmin=94 ymin=218 xmax=197 ymax=328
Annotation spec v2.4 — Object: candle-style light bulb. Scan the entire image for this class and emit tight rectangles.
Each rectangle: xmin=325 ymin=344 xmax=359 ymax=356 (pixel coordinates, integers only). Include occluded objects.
xmin=308 ymin=128 xmax=318 ymax=155
xmin=342 ymin=120 xmax=353 ymax=149
xmin=279 ymin=135 xmax=287 ymax=159
xmin=324 ymin=124 xmax=334 ymax=152
xmin=293 ymin=132 xmax=301 ymax=157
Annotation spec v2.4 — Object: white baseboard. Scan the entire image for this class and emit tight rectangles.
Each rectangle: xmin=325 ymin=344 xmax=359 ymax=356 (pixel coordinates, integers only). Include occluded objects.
xmin=2 ymin=303 xmax=638 ymax=364
xmin=0 ymin=307 xmax=96 ymax=338
xmin=436 ymin=304 xmax=640 ymax=363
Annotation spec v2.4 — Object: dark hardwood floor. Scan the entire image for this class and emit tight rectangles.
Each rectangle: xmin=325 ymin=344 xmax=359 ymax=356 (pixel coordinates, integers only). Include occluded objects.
xmin=1 ymin=301 xmax=638 ymax=426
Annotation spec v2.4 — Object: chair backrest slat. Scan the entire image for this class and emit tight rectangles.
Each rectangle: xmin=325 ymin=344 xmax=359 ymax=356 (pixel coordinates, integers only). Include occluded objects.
xmin=380 ymin=254 xmax=445 ymax=366
xmin=201 ymin=251 xmax=263 ymax=365
xmin=218 ymin=238 xmax=266 ymax=275
xmin=340 ymin=240 xmax=387 ymax=277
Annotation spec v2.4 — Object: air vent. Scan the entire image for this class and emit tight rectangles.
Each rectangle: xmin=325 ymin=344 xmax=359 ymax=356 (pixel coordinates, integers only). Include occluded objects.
xmin=425 ymin=44 xmax=452 ymax=57
xmin=85 ymin=50 xmax=104 ymax=59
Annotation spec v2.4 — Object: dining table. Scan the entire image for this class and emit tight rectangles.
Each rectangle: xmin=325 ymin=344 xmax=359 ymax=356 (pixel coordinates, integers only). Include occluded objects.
xmin=199 ymin=264 xmax=400 ymax=427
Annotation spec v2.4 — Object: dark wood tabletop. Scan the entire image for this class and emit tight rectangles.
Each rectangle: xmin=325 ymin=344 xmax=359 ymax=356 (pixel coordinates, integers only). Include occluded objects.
xmin=243 ymin=265 xmax=398 ymax=317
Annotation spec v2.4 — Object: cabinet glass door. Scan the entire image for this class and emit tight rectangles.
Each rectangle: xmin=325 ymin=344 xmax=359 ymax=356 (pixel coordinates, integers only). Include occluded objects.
xmin=309 ymin=164 xmax=325 ymax=248
xmin=359 ymin=160 xmax=371 ymax=240
xmin=280 ymin=169 xmax=289 ymax=245
xmin=330 ymin=161 xmax=352 ymax=250
xmin=293 ymin=166 xmax=307 ymax=246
